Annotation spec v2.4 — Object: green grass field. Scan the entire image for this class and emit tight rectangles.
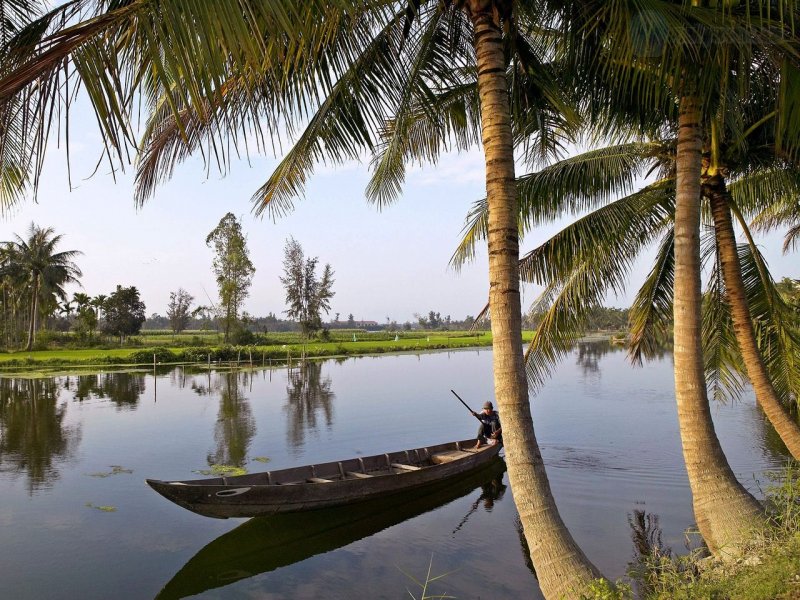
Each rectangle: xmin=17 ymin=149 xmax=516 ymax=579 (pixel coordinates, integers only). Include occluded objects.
xmin=0 ymin=330 xmax=545 ymax=373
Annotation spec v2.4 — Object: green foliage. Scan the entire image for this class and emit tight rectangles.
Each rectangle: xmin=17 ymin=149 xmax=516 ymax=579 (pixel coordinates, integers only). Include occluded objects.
xmin=166 ymin=288 xmax=194 ymax=335
xmin=582 ymin=579 xmax=631 ymax=600
xmin=193 ymin=464 xmax=248 ymax=477
xmin=0 ymin=330 xmax=519 ymax=371
xmin=86 ymin=465 xmax=133 ymax=478
xmin=85 ymin=503 xmax=117 ymax=513
xmin=2 ymin=223 xmax=83 ymax=351
xmin=637 ymin=462 xmax=800 ymax=599
xmin=206 ymin=213 xmax=255 ymax=341
xmin=280 ymin=238 xmax=335 ymax=339
xmin=228 ymin=326 xmax=256 ymax=346
xmin=128 ymin=347 xmax=177 ymax=364
xmin=101 ymin=285 xmax=146 ymax=342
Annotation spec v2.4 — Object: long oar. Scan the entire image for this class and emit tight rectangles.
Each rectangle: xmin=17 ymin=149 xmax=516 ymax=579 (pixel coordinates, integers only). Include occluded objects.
xmin=451 ymin=389 xmax=481 ymax=422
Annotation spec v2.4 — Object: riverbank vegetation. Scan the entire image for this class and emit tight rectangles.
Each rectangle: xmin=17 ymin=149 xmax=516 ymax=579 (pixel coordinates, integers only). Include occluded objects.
xmin=0 ymin=329 xmax=524 ymax=372
xmin=630 ymin=464 xmax=800 ymax=600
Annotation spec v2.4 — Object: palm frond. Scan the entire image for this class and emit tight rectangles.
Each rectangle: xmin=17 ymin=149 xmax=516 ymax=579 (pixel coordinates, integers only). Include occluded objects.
xmin=735 ymin=229 xmax=800 ymax=406
xmin=251 ymin=6 xmax=416 ymax=218
xmin=450 ymin=196 xmax=487 ymax=270
xmin=730 ymin=166 xmax=800 ymax=217
xmin=450 ymin=143 xmax=669 ymax=270
xmin=2 ymin=0 xmax=376 ymax=206
xmin=521 ymin=185 xmax=673 ymax=389
xmin=628 ymin=230 xmax=675 ymax=365
xmin=702 ymin=245 xmax=749 ymax=403
xmin=365 ymin=5 xmax=473 ymax=208
xmin=516 ymin=143 xmax=669 ymax=230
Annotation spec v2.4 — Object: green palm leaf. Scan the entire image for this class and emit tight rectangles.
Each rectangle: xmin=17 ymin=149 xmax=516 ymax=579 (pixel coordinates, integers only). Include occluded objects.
xmin=628 ymin=230 xmax=675 ymax=366
xmin=451 ymin=143 xmax=670 ymax=269
xmin=521 ymin=185 xmax=673 ymax=389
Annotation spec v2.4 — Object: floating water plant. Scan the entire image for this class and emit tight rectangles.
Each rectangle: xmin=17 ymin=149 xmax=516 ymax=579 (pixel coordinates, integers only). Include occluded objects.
xmin=251 ymin=457 xmax=271 ymax=463
xmin=193 ymin=464 xmax=247 ymax=477
xmin=87 ymin=465 xmax=134 ymax=478
xmin=85 ymin=502 xmax=117 ymax=512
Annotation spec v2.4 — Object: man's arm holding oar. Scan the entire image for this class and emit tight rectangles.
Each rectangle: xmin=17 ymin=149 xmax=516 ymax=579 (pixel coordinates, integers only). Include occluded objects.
xmin=451 ymin=389 xmax=481 ymax=420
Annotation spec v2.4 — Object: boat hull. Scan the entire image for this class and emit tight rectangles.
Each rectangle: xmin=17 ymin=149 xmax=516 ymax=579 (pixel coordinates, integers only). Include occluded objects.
xmin=155 ymin=458 xmax=506 ymax=599
xmin=146 ymin=438 xmax=501 ymax=519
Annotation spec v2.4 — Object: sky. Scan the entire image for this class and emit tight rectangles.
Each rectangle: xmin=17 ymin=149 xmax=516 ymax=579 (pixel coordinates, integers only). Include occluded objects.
xmin=0 ymin=106 xmax=796 ymax=323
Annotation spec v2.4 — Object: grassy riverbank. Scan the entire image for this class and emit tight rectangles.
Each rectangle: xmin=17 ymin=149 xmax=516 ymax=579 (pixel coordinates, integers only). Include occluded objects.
xmin=0 ymin=329 xmax=558 ymax=374
xmin=592 ymin=464 xmax=800 ymax=600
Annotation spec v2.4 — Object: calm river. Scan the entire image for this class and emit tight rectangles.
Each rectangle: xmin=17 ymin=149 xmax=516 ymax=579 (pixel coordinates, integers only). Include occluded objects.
xmin=0 ymin=343 xmax=788 ymax=599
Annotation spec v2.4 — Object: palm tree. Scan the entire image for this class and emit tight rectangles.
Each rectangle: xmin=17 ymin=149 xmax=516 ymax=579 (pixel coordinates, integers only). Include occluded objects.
xmin=8 ymin=224 xmax=81 ymax=350
xmin=544 ymin=3 xmax=799 ymax=556
xmin=456 ymin=74 xmax=800 ymax=556
xmin=494 ymin=142 xmax=800 ymax=460
xmin=131 ymin=1 xmax=604 ymax=595
xmin=91 ymin=294 xmax=106 ymax=323
xmin=72 ymin=292 xmax=91 ymax=312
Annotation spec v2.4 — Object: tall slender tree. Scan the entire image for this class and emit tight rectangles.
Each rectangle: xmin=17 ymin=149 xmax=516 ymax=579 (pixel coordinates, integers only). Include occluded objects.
xmin=206 ymin=213 xmax=255 ymax=342
xmin=280 ymin=238 xmax=335 ymax=342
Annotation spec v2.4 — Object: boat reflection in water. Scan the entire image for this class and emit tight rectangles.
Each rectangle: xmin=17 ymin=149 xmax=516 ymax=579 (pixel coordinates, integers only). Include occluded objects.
xmin=156 ymin=458 xmax=507 ymax=599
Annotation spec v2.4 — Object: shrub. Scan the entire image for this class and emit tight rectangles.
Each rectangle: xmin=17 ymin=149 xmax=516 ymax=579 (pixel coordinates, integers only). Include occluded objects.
xmin=128 ymin=347 xmax=177 ymax=364
xmin=229 ymin=326 xmax=256 ymax=345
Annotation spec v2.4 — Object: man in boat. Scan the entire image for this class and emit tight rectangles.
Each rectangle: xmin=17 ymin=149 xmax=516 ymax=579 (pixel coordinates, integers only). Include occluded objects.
xmin=472 ymin=401 xmax=502 ymax=449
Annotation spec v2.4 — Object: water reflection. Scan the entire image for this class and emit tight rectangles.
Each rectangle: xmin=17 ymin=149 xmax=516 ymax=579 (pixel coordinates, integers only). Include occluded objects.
xmin=209 ymin=372 xmax=256 ymax=468
xmin=284 ymin=362 xmax=334 ymax=450
xmin=452 ymin=473 xmax=507 ymax=533
xmin=0 ymin=378 xmax=81 ymax=493
xmin=65 ymin=372 xmax=146 ymax=409
xmin=574 ymin=340 xmax=619 ymax=375
xmin=156 ymin=459 xmax=507 ymax=600
xmin=627 ymin=509 xmax=677 ymax=598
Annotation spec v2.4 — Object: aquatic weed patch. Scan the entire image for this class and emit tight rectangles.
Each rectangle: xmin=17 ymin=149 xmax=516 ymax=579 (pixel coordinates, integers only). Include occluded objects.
xmin=193 ymin=464 xmax=248 ymax=477
xmin=86 ymin=465 xmax=134 ymax=478
xmin=85 ymin=503 xmax=117 ymax=513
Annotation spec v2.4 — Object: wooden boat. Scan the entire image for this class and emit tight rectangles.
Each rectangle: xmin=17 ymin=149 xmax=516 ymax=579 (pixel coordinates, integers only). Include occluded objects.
xmin=146 ymin=438 xmax=501 ymax=519
xmin=155 ymin=459 xmax=506 ymax=599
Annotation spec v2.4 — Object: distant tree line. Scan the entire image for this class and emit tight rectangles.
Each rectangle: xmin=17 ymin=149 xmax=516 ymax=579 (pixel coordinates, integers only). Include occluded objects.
xmin=0 ymin=222 xmax=152 ymax=351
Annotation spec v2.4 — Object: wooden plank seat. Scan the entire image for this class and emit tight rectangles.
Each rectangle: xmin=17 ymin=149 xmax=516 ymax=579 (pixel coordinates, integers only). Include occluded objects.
xmin=307 ymin=477 xmax=334 ymax=483
xmin=345 ymin=471 xmax=374 ymax=479
xmin=391 ymin=463 xmax=421 ymax=471
xmin=430 ymin=450 xmax=473 ymax=465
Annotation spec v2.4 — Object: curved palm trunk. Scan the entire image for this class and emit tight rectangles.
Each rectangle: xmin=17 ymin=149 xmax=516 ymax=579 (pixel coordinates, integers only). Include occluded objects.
xmin=705 ymin=177 xmax=800 ymax=459
xmin=469 ymin=7 xmax=601 ymax=597
xmin=674 ymin=96 xmax=763 ymax=556
xmin=25 ymin=275 xmax=38 ymax=351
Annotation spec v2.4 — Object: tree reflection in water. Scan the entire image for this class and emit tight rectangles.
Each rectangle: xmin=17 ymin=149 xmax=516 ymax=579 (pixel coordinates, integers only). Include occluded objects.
xmin=65 ymin=372 xmax=146 ymax=409
xmin=208 ymin=371 xmax=256 ymax=468
xmin=284 ymin=361 xmax=334 ymax=451
xmin=0 ymin=378 xmax=81 ymax=494
xmin=627 ymin=509 xmax=679 ymax=597
xmin=574 ymin=341 xmax=616 ymax=376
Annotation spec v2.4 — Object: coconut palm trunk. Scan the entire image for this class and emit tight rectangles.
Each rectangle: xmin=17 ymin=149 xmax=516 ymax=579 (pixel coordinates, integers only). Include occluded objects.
xmin=673 ymin=95 xmax=763 ymax=556
xmin=469 ymin=5 xmax=601 ymax=596
xmin=705 ymin=175 xmax=800 ymax=459
xmin=25 ymin=274 xmax=39 ymax=351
